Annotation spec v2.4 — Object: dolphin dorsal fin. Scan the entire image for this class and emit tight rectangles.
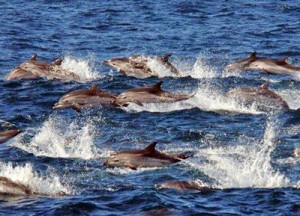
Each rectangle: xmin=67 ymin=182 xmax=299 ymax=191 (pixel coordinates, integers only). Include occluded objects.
xmin=144 ymin=142 xmax=158 ymax=153
xmin=89 ymin=84 xmax=98 ymax=93
xmin=259 ymin=83 xmax=269 ymax=91
xmin=161 ymin=53 xmax=172 ymax=62
xmin=249 ymin=52 xmax=256 ymax=59
xmin=152 ymin=81 xmax=163 ymax=92
xmin=53 ymin=58 xmax=63 ymax=65
xmin=277 ymin=57 xmax=288 ymax=65
xmin=30 ymin=54 xmax=37 ymax=61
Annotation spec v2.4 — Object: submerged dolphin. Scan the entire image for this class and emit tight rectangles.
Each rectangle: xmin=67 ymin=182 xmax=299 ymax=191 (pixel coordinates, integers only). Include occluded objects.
xmin=103 ymin=142 xmax=189 ymax=170
xmin=0 ymin=176 xmax=66 ymax=196
xmin=115 ymin=81 xmax=194 ymax=106
xmin=226 ymin=83 xmax=289 ymax=110
xmin=0 ymin=176 xmax=31 ymax=195
xmin=0 ymin=129 xmax=22 ymax=144
xmin=53 ymin=84 xmax=118 ymax=111
xmin=155 ymin=181 xmax=211 ymax=192
xmin=6 ymin=54 xmax=81 ymax=81
xmin=225 ymin=52 xmax=300 ymax=76
xmin=103 ymin=54 xmax=179 ymax=78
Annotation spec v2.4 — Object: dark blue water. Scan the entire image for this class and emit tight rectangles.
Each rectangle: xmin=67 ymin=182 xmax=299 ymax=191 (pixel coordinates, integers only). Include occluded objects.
xmin=1 ymin=0 xmax=300 ymax=215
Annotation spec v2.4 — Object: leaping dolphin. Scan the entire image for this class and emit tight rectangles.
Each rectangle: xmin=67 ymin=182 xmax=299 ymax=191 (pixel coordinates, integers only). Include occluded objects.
xmin=103 ymin=142 xmax=189 ymax=170
xmin=0 ymin=129 xmax=22 ymax=144
xmin=53 ymin=84 xmax=118 ymax=111
xmin=115 ymin=81 xmax=194 ymax=106
xmin=155 ymin=181 xmax=211 ymax=192
xmin=6 ymin=54 xmax=81 ymax=81
xmin=226 ymin=83 xmax=289 ymax=110
xmin=225 ymin=52 xmax=300 ymax=77
xmin=103 ymin=54 xmax=180 ymax=78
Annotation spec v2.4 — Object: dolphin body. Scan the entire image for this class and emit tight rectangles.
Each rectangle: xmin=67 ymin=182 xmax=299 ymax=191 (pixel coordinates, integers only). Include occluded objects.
xmin=155 ymin=181 xmax=211 ymax=192
xmin=103 ymin=54 xmax=180 ymax=78
xmin=226 ymin=83 xmax=289 ymax=110
xmin=115 ymin=81 xmax=194 ymax=106
xmin=225 ymin=52 xmax=300 ymax=76
xmin=0 ymin=129 xmax=22 ymax=144
xmin=6 ymin=54 xmax=81 ymax=81
xmin=53 ymin=84 xmax=118 ymax=111
xmin=103 ymin=142 xmax=189 ymax=170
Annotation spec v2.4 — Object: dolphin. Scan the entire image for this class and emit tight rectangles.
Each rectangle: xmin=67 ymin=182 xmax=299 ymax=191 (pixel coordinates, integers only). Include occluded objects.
xmin=115 ymin=81 xmax=194 ymax=106
xmin=103 ymin=54 xmax=180 ymax=78
xmin=6 ymin=54 xmax=81 ymax=81
xmin=103 ymin=142 xmax=189 ymax=170
xmin=226 ymin=83 xmax=289 ymax=110
xmin=225 ymin=52 xmax=300 ymax=76
xmin=155 ymin=181 xmax=211 ymax=192
xmin=53 ymin=84 xmax=118 ymax=111
xmin=0 ymin=176 xmax=66 ymax=196
xmin=0 ymin=129 xmax=22 ymax=144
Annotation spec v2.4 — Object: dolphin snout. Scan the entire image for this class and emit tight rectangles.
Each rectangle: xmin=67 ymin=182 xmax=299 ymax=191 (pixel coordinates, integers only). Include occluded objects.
xmin=103 ymin=60 xmax=109 ymax=65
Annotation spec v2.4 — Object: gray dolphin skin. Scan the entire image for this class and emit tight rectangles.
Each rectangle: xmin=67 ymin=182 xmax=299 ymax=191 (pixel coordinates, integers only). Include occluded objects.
xmin=103 ymin=54 xmax=179 ymax=78
xmin=0 ymin=129 xmax=22 ymax=144
xmin=6 ymin=54 xmax=81 ymax=81
xmin=225 ymin=52 xmax=300 ymax=76
xmin=103 ymin=142 xmax=189 ymax=170
xmin=53 ymin=84 xmax=118 ymax=111
xmin=115 ymin=81 xmax=194 ymax=106
xmin=155 ymin=181 xmax=211 ymax=192
xmin=226 ymin=83 xmax=289 ymax=110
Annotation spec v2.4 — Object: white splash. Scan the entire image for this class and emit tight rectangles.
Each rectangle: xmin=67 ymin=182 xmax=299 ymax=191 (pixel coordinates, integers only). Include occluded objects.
xmin=123 ymin=83 xmax=262 ymax=115
xmin=0 ymin=162 xmax=71 ymax=195
xmin=276 ymin=89 xmax=300 ymax=110
xmin=189 ymin=117 xmax=290 ymax=188
xmin=13 ymin=115 xmax=98 ymax=159
xmin=145 ymin=54 xmax=219 ymax=79
xmin=61 ymin=55 xmax=102 ymax=81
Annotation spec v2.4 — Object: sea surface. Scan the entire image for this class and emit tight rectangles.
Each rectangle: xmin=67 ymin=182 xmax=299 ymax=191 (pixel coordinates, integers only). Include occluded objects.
xmin=0 ymin=0 xmax=300 ymax=215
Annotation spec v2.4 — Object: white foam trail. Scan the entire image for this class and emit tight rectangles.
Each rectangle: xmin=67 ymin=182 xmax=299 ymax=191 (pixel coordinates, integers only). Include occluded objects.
xmin=123 ymin=83 xmax=262 ymax=115
xmin=188 ymin=117 xmax=290 ymax=188
xmin=13 ymin=115 xmax=98 ymax=159
xmin=0 ymin=162 xmax=71 ymax=195
xmin=145 ymin=54 xmax=219 ymax=79
xmin=61 ymin=55 xmax=102 ymax=81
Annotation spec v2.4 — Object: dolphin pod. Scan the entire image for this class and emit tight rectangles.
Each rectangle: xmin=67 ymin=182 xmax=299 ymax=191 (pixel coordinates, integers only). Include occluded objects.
xmin=103 ymin=54 xmax=180 ymax=78
xmin=103 ymin=142 xmax=189 ymax=170
xmin=53 ymin=81 xmax=193 ymax=111
xmin=226 ymin=83 xmax=289 ymax=110
xmin=6 ymin=54 xmax=81 ymax=81
xmin=225 ymin=52 xmax=300 ymax=77
xmin=0 ymin=129 xmax=22 ymax=144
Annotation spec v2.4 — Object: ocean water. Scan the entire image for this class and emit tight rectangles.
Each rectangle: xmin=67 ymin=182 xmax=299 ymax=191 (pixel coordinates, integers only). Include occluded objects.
xmin=1 ymin=0 xmax=300 ymax=215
